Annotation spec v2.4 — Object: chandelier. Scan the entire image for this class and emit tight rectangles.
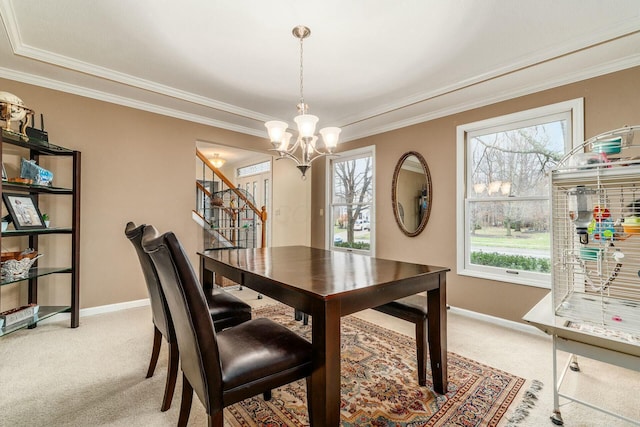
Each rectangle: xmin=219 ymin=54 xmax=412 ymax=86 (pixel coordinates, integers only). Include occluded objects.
xmin=265 ymin=25 xmax=341 ymax=178
xmin=209 ymin=153 xmax=226 ymax=168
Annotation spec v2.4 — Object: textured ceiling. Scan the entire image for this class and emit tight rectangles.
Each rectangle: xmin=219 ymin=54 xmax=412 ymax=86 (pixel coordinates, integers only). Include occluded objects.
xmin=1 ymin=0 xmax=639 ymax=148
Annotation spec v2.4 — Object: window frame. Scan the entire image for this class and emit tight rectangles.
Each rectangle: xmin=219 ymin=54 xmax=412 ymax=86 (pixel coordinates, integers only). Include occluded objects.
xmin=456 ymin=98 xmax=584 ymax=288
xmin=326 ymin=145 xmax=376 ymax=256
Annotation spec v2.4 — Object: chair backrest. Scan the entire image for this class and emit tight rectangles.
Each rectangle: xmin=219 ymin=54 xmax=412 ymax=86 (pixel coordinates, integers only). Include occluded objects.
xmin=124 ymin=222 xmax=174 ymax=341
xmin=141 ymin=226 xmax=223 ymax=411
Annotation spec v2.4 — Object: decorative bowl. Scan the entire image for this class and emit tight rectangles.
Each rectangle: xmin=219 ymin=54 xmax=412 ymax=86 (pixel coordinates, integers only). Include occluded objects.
xmin=1 ymin=250 xmax=39 ymax=262
xmin=1 ymin=254 xmax=43 ymax=278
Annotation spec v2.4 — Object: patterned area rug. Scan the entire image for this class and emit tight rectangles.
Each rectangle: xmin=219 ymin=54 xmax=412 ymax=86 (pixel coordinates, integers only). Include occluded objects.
xmin=226 ymin=304 xmax=538 ymax=427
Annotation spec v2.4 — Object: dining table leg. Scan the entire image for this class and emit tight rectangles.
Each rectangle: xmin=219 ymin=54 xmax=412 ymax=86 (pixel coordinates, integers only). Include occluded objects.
xmin=309 ymin=300 xmax=341 ymax=426
xmin=427 ymin=273 xmax=448 ymax=394
xmin=199 ymin=257 xmax=214 ymax=291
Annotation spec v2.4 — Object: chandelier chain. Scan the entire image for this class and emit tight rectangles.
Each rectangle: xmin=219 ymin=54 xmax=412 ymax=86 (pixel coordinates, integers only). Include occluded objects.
xmin=299 ymin=35 xmax=305 ymax=111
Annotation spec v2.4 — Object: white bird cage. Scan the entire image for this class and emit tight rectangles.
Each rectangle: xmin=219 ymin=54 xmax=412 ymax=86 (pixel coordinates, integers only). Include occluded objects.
xmin=543 ymin=125 xmax=640 ymax=425
xmin=551 ymin=125 xmax=640 ymax=343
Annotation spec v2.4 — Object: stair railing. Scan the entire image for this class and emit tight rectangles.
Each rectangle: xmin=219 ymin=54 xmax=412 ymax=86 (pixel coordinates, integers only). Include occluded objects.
xmin=195 ymin=149 xmax=268 ymax=248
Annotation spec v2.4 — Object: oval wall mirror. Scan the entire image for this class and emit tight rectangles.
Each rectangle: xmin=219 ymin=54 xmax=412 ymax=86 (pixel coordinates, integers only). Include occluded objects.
xmin=392 ymin=151 xmax=432 ymax=237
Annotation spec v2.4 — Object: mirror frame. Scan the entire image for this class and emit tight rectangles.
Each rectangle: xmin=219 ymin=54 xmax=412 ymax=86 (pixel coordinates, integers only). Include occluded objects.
xmin=391 ymin=151 xmax=432 ymax=237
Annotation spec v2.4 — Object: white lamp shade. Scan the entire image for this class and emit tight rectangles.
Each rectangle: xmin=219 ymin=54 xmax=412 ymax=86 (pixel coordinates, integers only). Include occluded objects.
xmin=307 ymin=136 xmax=318 ymax=154
xmin=279 ymin=132 xmax=293 ymax=151
xmin=294 ymin=114 xmax=319 ymax=138
xmin=265 ymin=121 xmax=289 ymax=144
xmin=319 ymin=127 xmax=341 ymax=151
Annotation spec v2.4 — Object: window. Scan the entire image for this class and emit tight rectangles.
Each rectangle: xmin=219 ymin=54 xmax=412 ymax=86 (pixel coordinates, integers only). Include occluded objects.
xmin=328 ymin=146 xmax=375 ymax=255
xmin=237 ymin=160 xmax=270 ymax=178
xmin=456 ymin=99 xmax=583 ymax=288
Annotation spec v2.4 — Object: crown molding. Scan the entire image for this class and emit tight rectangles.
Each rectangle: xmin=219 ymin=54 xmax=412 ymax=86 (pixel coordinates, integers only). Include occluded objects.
xmin=339 ymin=23 xmax=640 ymax=129
xmin=2 ymin=0 xmax=638 ymax=143
xmin=0 ymin=66 xmax=266 ymax=138
xmin=12 ymin=43 xmax=274 ymax=123
xmin=342 ymin=53 xmax=640 ymax=142
xmin=0 ymin=0 xmax=21 ymax=50
xmin=0 ymin=1 xmax=272 ymax=124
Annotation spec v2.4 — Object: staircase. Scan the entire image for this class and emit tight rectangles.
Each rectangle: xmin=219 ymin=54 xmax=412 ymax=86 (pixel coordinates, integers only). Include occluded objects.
xmin=194 ymin=150 xmax=267 ymax=250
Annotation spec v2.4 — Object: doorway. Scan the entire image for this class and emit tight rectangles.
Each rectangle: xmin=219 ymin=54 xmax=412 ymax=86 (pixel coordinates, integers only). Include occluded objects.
xmin=195 ymin=141 xmax=273 ymax=248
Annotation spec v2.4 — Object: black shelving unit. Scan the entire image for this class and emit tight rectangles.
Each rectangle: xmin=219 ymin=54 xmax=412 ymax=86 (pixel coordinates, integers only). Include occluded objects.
xmin=0 ymin=129 xmax=80 ymax=336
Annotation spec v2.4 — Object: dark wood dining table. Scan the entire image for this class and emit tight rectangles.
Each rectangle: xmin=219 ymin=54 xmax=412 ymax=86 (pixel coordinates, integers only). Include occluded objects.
xmin=198 ymin=245 xmax=449 ymax=426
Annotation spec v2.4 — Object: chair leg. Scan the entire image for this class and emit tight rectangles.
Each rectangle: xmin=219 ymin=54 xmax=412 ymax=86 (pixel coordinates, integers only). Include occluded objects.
xmin=416 ymin=319 xmax=428 ymax=386
xmin=305 ymin=376 xmax=313 ymax=423
xmin=178 ymin=374 xmax=193 ymax=427
xmin=294 ymin=310 xmax=310 ymax=325
xmin=208 ymin=411 xmax=224 ymax=427
xmin=146 ymin=326 xmax=162 ymax=378
xmin=161 ymin=341 xmax=179 ymax=411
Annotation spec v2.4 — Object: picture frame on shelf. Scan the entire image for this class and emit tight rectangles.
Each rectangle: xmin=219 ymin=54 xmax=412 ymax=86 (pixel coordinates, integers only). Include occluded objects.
xmin=1 ymin=193 xmax=45 ymax=230
xmin=2 ymin=162 xmax=6 ymax=180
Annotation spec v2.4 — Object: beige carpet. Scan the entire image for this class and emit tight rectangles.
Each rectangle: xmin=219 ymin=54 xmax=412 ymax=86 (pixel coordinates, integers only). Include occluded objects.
xmin=0 ymin=287 xmax=638 ymax=426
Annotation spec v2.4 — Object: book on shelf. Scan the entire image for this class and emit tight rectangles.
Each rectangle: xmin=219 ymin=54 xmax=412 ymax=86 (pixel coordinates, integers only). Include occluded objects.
xmin=0 ymin=303 xmax=39 ymax=327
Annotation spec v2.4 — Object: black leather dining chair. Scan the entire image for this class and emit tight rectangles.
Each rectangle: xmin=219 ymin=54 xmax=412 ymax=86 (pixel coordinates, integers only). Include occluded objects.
xmin=141 ymin=227 xmax=313 ymax=427
xmin=125 ymin=222 xmax=252 ymax=411
xmin=296 ymin=297 xmax=429 ymax=386
xmin=373 ymin=295 xmax=429 ymax=386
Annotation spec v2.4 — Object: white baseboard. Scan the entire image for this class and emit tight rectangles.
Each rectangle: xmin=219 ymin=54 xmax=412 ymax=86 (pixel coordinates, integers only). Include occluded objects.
xmin=38 ymin=297 xmax=546 ymax=339
xmin=82 ymin=298 xmax=151 ymax=316
xmin=448 ymin=305 xmax=548 ymax=337
xmin=38 ymin=298 xmax=150 ymax=324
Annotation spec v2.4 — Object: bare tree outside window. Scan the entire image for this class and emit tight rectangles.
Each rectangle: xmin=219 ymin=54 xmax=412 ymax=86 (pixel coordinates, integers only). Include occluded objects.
xmin=471 ymin=124 xmax=565 ymax=200
xmin=457 ymin=99 xmax=583 ymax=288
xmin=468 ymin=121 xmax=567 ymax=275
xmin=470 ymin=123 xmax=565 ymax=238
xmin=330 ymin=150 xmax=374 ymax=252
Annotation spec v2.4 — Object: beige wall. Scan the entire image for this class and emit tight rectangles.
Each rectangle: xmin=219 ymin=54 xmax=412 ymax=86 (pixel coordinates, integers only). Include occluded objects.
xmin=0 ymin=78 xmax=309 ymax=312
xmin=311 ymin=66 xmax=640 ymax=322
xmin=271 ymin=161 xmax=311 ymax=247
xmin=3 ymin=66 xmax=639 ymax=320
